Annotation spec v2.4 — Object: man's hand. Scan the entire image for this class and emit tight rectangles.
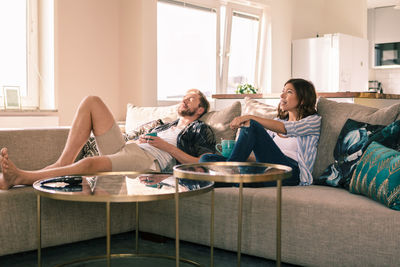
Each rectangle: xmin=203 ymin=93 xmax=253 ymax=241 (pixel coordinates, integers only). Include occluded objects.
xmin=137 ymin=134 xmax=200 ymax=164
xmin=138 ymin=135 xmax=173 ymax=151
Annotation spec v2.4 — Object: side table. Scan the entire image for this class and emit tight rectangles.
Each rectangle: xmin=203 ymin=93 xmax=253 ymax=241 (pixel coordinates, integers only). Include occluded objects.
xmin=33 ymin=171 xmax=213 ymax=267
xmin=173 ymin=162 xmax=292 ymax=267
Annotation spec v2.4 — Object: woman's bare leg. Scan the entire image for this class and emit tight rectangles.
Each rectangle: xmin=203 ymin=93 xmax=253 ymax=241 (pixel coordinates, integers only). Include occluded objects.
xmin=0 ymin=147 xmax=112 ymax=189
xmin=49 ymin=96 xmax=116 ymax=168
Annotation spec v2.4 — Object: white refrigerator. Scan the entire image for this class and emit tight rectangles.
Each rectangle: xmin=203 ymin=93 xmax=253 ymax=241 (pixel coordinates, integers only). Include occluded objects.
xmin=292 ymin=33 xmax=368 ymax=92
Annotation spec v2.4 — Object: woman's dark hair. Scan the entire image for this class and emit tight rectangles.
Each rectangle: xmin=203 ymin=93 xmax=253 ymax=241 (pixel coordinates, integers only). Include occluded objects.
xmin=277 ymin=78 xmax=317 ymax=120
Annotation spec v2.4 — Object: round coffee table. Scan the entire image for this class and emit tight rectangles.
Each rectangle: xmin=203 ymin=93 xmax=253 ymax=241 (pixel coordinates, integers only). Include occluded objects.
xmin=173 ymin=162 xmax=292 ymax=267
xmin=33 ymin=171 xmax=213 ymax=267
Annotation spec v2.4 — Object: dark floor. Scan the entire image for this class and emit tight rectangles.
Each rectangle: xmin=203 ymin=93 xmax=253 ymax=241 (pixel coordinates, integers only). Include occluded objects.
xmin=0 ymin=231 xmax=298 ymax=267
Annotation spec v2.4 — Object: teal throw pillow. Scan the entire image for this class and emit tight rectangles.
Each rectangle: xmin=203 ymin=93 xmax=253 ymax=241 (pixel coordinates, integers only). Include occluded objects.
xmin=315 ymin=119 xmax=400 ymax=188
xmin=349 ymin=141 xmax=400 ymax=210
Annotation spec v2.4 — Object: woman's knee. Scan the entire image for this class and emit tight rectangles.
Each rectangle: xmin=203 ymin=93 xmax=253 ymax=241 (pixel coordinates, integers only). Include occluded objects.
xmin=199 ymin=153 xmax=226 ymax=163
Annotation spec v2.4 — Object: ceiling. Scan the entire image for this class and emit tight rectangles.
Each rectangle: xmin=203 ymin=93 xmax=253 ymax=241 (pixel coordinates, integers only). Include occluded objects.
xmin=367 ymin=0 xmax=400 ymax=8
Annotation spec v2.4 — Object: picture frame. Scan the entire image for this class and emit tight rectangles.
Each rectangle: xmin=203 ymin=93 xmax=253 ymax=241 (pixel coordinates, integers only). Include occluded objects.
xmin=3 ymin=86 xmax=21 ymax=110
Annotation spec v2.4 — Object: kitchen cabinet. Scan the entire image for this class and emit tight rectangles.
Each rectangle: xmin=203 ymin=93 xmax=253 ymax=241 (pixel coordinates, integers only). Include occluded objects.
xmin=373 ymin=7 xmax=400 ymax=44
xmin=292 ymin=33 xmax=368 ymax=92
xmin=368 ymin=7 xmax=400 ymax=68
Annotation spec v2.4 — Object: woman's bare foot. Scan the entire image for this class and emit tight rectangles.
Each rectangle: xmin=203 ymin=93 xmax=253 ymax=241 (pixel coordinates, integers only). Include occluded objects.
xmin=0 ymin=148 xmax=22 ymax=190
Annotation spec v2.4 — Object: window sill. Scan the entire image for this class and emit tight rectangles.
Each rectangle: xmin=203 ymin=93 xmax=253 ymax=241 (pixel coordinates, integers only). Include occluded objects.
xmin=0 ymin=109 xmax=58 ymax=116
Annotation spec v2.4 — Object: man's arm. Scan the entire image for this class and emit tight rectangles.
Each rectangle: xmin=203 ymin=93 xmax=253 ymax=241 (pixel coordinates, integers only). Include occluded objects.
xmin=141 ymin=135 xmax=200 ymax=163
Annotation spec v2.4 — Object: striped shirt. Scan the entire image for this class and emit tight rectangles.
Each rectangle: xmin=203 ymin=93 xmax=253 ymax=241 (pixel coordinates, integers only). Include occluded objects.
xmin=268 ymin=114 xmax=321 ymax=185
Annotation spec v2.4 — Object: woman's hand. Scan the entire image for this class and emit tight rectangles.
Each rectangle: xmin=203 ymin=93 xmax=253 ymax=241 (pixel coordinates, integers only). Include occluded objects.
xmin=230 ymin=115 xmax=251 ymax=130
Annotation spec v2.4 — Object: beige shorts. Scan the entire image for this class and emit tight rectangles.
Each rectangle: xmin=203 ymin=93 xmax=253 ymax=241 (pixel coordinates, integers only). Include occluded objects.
xmin=95 ymin=123 xmax=160 ymax=172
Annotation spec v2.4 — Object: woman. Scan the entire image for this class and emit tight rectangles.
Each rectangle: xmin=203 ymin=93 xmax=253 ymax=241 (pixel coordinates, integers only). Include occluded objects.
xmin=200 ymin=78 xmax=321 ymax=186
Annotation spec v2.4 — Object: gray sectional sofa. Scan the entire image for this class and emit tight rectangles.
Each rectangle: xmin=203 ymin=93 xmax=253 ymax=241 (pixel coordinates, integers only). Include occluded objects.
xmin=0 ymin=97 xmax=399 ymax=266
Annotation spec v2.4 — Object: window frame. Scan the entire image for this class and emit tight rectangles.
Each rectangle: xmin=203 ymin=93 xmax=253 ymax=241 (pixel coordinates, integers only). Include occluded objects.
xmin=157 ymin=0 xmax=266 ymax=99
xmin=220 ymin=3 xmax=263 ymax=94
xmin=0 ymin=0 xmax=39 ymax=109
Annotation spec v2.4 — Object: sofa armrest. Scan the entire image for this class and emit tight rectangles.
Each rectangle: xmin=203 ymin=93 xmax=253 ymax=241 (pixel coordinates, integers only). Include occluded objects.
xmin=0 ymin=128 xmax=69 ymax=170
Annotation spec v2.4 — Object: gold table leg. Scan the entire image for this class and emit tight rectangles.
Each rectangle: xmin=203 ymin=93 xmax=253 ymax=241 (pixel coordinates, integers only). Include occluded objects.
xmin=106 ymin=202 xmax=111 ymax=267
xmin=175 ymin=178 xmax=180 ymax=267
xmin=210 ymin=189 xmax=214 ymax=267
xmin=37 ymin=195 xmax=41 ymax=267
xmin=237 ymin=182 xmax=243 ymax=267
xmin=136 ymin=202 xmax=139 ymax=254
xmin=276 ymin=179 xmax=282 ymax=267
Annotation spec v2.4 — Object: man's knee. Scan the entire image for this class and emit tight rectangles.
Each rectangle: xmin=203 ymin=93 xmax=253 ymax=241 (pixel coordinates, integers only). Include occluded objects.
xmin=78 ymin=156 xmax=111 ymax=173
xmin=80 ymin=95 xmax=105 ymax=110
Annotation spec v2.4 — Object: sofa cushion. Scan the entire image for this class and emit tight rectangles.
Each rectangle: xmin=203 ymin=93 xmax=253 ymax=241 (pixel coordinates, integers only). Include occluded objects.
xmin=316 ymin=119 xmax=400 ymax=188
xmin=242 ymin=97 xmax=277 ymax=118
xmin=125 ymin=103 xmax=179 ymax=134
xmin=349 ymin=141 xmax=400 ymax=210
xmin=313 ymin=97 xmax=400 ymax=179
xmin=200 ymin=101 xmax=241 ymax=142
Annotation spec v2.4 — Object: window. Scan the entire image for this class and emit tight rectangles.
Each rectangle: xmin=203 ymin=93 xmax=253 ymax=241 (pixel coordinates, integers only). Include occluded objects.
xmin=222 ymin=4 xmax=262 ymax=93
xmin=0 ymin=0 xmax=39 ymax=109
xmin=157 ymin=0 xmax=265 ymax=99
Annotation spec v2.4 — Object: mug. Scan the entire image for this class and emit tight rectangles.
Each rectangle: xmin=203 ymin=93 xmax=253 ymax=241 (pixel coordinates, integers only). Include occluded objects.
xmin=145 ymin=132 xmax=157 ymax=140
xmin=215 ymin=140 xmax=236 ymax=158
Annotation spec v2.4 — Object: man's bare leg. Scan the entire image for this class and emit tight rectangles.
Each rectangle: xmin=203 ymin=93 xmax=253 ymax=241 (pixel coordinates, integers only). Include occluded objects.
xmin=48 ymin=96 xmax=116 ymax=168
xmin=0 ymin=147 xmax=112 ymax=189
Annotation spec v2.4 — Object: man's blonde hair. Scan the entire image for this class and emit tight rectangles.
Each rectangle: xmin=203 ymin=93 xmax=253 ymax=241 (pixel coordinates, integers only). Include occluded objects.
xmin=187 ymin=89 xmax=210 ymax=116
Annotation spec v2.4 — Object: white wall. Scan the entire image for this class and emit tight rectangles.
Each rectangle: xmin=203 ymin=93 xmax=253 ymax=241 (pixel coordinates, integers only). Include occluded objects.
xmin=52 ymin=0 xmax=369 ymax=126
xmin=55 ymin=0 xmax=121 ymax=125
xmin=269 ymin=0 xmax=367 ymax=93
xmin=119 ymin=0 xmax=157 ymax=110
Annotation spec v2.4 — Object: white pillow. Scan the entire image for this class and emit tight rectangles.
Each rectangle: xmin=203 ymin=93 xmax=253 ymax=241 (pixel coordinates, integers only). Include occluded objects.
xmin=125 ymin=103 xmax=179 ymax=134
xmin=242 ymin=97 xmax=277 ymax=118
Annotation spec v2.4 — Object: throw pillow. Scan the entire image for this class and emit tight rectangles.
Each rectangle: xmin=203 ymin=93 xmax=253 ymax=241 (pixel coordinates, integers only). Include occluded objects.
xmin=349 ymin=141 xmax=400 ymax=210
xmin=316 ymin=119 xmax=400 ymax=188
xmin=238 ymin=97 xmax=278 ymax=140
xmin=79 ymin=135 xmax=100 ymax=158
xmin=126 ymin=119 xmax=164 ymax=140
xmin=313 ymin=97 xmax=400 ymax=179
xmin=125 ymin=103 xmax=179 ymax=134
xmin=242 ymin=97 xmax=277 ymax=119
xmin=200 ymin=101 xmax=241 ymax=142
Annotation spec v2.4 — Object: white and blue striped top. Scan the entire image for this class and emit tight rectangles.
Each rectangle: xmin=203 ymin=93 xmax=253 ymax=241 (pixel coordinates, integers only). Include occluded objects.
xmin=268 ymin=114 xmax=321 ymax=185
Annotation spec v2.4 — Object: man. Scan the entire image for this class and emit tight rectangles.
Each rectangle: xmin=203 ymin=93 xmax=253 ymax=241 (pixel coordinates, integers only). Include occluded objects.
xmin=0 ymin=89 xmax=215 ymax=189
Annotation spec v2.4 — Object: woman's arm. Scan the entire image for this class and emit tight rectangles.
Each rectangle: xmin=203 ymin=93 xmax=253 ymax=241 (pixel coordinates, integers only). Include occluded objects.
xmin=230 ymin=115 xmax=287 ymax=134
xmin=281 ymin=114 xmax=321 ymax=137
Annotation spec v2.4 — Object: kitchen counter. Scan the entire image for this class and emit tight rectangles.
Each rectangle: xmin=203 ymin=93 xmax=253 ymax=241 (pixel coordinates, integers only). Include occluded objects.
xmin=212 ymin=92 xmax=400 ymax=99
xmin=211 ymin=92 xmax=400 ymax=110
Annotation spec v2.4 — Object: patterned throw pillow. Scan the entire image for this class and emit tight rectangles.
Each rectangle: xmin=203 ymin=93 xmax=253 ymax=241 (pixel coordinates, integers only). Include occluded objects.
xmin=349 ymin=141 xmax=400 ymax=210
xmin=78 ymin=119 xmax=164 ymax=159
xmin=315 ymin=119 xmax=400 ymax=188
xmin=126 ymin=119 xmax=164 ymax=140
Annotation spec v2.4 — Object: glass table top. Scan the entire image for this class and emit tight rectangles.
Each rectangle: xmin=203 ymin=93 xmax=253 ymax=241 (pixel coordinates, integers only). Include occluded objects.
xmin=33 ymin=172 xmax=213 ymax=203
xmin=173 ymin=162 xmax=292 ymax=183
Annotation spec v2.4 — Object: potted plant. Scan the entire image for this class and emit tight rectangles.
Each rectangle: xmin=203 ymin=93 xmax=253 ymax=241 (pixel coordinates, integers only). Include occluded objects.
xmin=235 ymin=84 xmax=258 ymax=94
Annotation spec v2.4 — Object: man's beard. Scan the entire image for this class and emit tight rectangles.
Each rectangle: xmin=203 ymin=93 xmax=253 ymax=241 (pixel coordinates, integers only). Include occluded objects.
xmin=178 ymin=106 xmax=198 ymax=117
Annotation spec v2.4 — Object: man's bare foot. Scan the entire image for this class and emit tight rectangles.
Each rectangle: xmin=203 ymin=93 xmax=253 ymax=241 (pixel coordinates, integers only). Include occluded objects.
xmin=0 ymin=148 xmax=21 ymax=190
